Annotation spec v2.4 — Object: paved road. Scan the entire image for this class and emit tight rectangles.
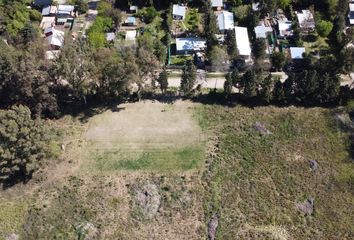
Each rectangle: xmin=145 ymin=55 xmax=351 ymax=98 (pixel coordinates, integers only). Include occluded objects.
xmin=168 ymin=72 xmax=354 ymax=90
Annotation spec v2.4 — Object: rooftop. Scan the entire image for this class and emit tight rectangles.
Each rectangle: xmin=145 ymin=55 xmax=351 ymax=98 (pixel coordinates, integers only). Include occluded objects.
xmin=173 ymin=5 xmax=186 ymax=18
xmin=217 ymin=11 xmax=234 ymax=31
xmin=254 ymin=25 xmax=273 ymax=38
xmin=46 ymin=29 xmax=65 ymax=47
xmin=234 ymin=26 xmax=251 ymax=56
xmin=176 ymin=38 xmax=206 ymax=52
xmin=211 ymin=0 xmax=223 ymax=7
xmin=296 ymin=10 xmax=315 ymax=29
xmin=290 ymin=47 xmax=306 ymax=59
xmin=106 ymin=32 xmax=115 ymax=41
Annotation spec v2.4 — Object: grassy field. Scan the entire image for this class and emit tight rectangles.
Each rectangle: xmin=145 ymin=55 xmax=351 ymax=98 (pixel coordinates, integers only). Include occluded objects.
xmin=0 ymin=101 xmax=353 ymax=240
xmin=199 ymin=105 xmax=354 ymax=239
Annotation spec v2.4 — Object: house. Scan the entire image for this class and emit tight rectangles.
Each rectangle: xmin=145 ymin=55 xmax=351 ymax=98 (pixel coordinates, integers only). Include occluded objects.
xmin=40 ymin=16 xmax=55 ymax=30
xmin=124 ymin=16 xmax=136 ymax=26
xmin=234 ymin=26 xmax=251 ymax=60
xmin=172 ymin=5 xmax=186 ymax=20
xmin=34 ymin=0 xmax=52 ymax=7
xmin=46 ymin=29 xmax=64 ymax=49
xmin=211 ymin=0 xmax=223 ymax=10
xmin=290 ymin=47 xmax=306 ymax=60
xmin=296 ymin=10 xmax=315 ymax=30
xmin=44 ymin=26 xmax=53 ymax=37
xmin=176 ymin=38 xmax=206 ymax=55
xmin=41 ymin=5 xmax=57 ymax=16
xmin=57 ymin=5 xmax=75 ymax=25
xmin=126 ymin=30 xmax=137 ymax=41
xmin=349 ymin=2 xmax=354 ymax=25
xmin=254 ymin=24 xmax=273 ymax=38
xmin=217 ymin=11 xmax=234 ymax=32
xmin=278 ymin=20 xmax=293 ymax=38
xmin=106 ymin=32 xmax=115 ymax=42
xmin=129 ymin=5 xmax=138 ymax=14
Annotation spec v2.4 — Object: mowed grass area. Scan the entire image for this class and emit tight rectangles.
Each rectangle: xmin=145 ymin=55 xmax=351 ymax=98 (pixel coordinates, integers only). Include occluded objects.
xmin=199 ymin=105 xmax=354 ymax=239
xmin=84 ymin=100 xmax=205 ymax=172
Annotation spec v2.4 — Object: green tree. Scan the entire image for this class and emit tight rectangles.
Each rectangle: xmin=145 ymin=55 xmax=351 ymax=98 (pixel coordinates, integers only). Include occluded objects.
xmin=0 ymin=105 xmax=49 ymax=184
xmin=271 ymin=51 xmax=286 ymax=71
xmin=273 ymin=80 xmax=285 ymax=103
xmin=180 ymin=60 xmax=197 ymax=95
xmin=242 ymin=69 xmax=258 ymax=98
xmin=252 ymin=38 xmax=266 ymax=60
xmin=51 ymin=39 xmax=95 ymax=105
xmin=225 ymin=29 xmax=237 ymax=59
xmin=209 ymin=46 xmax=230 ymax=72
xmin=316 ymin=20 xmax=333 ymax=38
xmin=71 ymin=0 xmax=88 ymax=14
xmin=224 ymin=72 xmax=233 ymax=96
xmin=157 ymin=69 xmax=168 ymax=93
xmin=260 ymin=74 xmax=273 ymax=103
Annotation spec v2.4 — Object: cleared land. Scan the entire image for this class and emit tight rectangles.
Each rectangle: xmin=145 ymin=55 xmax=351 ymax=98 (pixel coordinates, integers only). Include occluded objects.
xmin=84 ymin=100 xmax=205 ymax=172
xmin=0 ymin=101 xmax=353 ymax=240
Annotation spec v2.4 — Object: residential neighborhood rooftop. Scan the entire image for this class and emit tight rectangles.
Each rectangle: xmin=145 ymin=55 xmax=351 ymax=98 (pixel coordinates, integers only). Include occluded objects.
xmin=296 ymin=10 xmax=315 ymax=29
xmin=217 ymin=11 xmax=234 ymax=31
xmin=211 ymin=0 xmax=223 ymax=8
xmin=234 ymin=26 xmax=251 ymax=57
xmin=176 ymin=38 xmax=207 ymax=52
xmin=290 ymin=47 xmax=306 ymax=59
xmin=172 ymin=4 xmax=186 ymax=19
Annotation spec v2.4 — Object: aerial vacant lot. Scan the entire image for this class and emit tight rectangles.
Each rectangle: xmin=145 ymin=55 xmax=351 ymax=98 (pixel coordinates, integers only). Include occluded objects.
xmin=84 ymin=101 xmax=205 ymax=172
xmin=0 ymin=101 xmax=353 ymax=240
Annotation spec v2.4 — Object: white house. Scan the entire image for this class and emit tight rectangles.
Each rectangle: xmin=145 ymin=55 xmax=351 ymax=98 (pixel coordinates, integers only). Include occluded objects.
xmin=176 ymin=38 xmax=206 ymax=54
xmin=40 ymin=16 xmax=55 ymax=30
xmin=290 ymin=47 xmax=306 ymax=60
xmin=254 ymin=24 xmax=273 ymax=38
xmin=46 ymin=29 xmax=64 ymax=49
xmin=211 ymin=0 xmax=223 ymax=10
xmin=349 ymin=3 xmax=354 ymax=25
xmin=217 ymin=11 xmax=234 ymax=31
xmin=172 ymin=5 xmax=186 ymax=20
xmin=296 ymin=10 xmax=315 ymax=30
xmin=278 ymin=20 xmax=293 ymax=38
xmin=234 ymin=26 xmax=251 ymax=59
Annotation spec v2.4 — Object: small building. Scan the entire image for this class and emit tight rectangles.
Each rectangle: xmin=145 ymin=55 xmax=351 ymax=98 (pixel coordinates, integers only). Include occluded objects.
xmin=57 ymin=5 xmax=75 ymax=25
xmin=176 ymin=38 xmax=206 ymax=55
xmin=278 ymin=20 xmax=293 ymax=38
xmin=172 ymin=5 xmax=186 ymax=20
xmin=217 ymin=11 xmax=234 ymax=32
xmin=296 ymin=10 xmax=315 ymax=30
xmin=349 ymin=3 xmax=354 ymax=25
xmin=211 ymin=0 xmax=223 ymax=10
xmin=41 ymin=5 xmax=57 ymax=16
xmin=34 ymin=0 xmax=52 ymax=7
xmin=124 ymin=16 xmax=136 ymax=26
xmin=40 ymin=16 xmax=55 ymax=30
xmin=46 ymin=29 xmax=64 ymax=49
xmin=129 ymin=5 xmax=138 ymax=14
xmin=234 ymin=26 xmax=251 ymax=60
xmin=106 ymin=32 xmax=115 ymax=42
xmin=44 ymin=26 xmax=53 ymax=37
xmin=290 ymin=47 xmax=306 ymax=60
xmin=126 ymin=30 xmax=137 ymax=41
xmin=254 ymin=24 xmax=273 ymax=38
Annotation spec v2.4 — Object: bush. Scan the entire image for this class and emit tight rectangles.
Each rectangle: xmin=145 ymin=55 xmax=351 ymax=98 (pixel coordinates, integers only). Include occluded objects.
xmin=316 ymin=20 xmax=333 ymax=38
xmin=0 ymin=105 xmax=49 ymax=185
